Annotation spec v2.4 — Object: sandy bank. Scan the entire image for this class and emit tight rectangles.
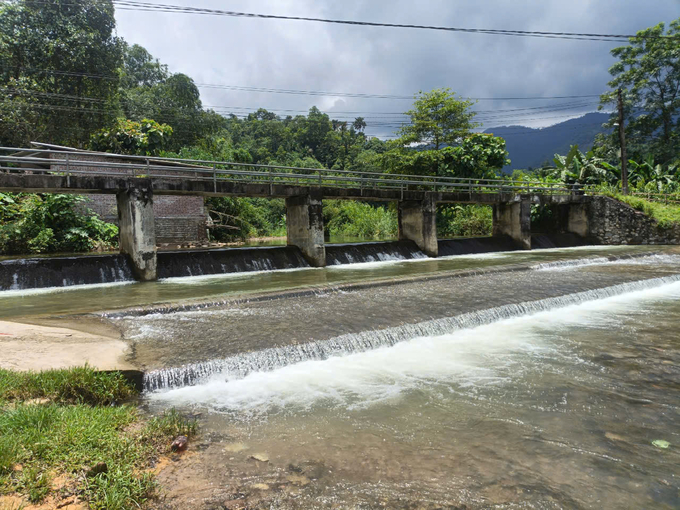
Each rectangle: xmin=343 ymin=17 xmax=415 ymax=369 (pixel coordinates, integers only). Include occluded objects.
xmin=0 ymin=320 xmax=134 ymax=371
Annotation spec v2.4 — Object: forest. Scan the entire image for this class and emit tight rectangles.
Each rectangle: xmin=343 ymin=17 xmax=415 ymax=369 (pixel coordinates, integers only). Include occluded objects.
xmin=0 ymin=0 xmax=678 ymax=254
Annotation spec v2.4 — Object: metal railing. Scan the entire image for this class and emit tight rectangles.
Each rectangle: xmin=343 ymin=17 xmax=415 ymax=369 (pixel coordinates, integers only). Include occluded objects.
xmin=0 ymin=147 xmax=580 ymax=196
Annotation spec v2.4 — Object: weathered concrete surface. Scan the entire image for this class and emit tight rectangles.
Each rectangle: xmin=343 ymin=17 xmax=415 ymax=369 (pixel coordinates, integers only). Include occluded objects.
xmin=398 ymin=195 xmax=438 ymax=257
xmin=117 ymin=186 xmax=157 ymax=281
xmin=285 ymin=189 xmax=326 ymax=267
xmin=492 ymin=201 xmax=532 ymax=250
xmin=565 ymin=202 xmax=590 ymax=238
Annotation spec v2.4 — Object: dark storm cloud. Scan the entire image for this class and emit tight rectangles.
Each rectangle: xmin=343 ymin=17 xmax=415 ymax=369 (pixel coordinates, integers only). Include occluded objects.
xmin=115 ymin=0 xmax=680 ymax=136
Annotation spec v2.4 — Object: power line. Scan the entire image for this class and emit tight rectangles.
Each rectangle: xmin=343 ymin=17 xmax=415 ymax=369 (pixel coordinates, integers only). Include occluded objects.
xmin=2 ymin=66 xmax=604 ymax=102
xmin=108 ymin=1 xmax=678 ymax=43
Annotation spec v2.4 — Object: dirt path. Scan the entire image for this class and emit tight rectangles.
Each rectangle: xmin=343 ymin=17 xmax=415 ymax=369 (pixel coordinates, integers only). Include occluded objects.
xmin=0 ymin=320 xmax=135 ymax=371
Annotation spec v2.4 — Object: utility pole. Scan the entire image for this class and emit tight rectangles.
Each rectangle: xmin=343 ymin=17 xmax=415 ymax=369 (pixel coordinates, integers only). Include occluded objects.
xmin=617 ymin=88 xmax=628 ymax=195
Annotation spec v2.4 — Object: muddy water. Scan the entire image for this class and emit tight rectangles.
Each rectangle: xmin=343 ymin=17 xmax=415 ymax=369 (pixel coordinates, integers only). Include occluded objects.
xmin=126 ymin=253 xmax=680 ymax=509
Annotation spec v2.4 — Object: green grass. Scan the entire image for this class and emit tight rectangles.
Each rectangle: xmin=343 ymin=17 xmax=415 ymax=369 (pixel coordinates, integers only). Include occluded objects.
xmin=0 ymin=366 xmax=135 ymax=405
xmin=601 ymin=192 xmax=680 ymax=229
xmin=0 ymin=367 xmax=198 ymax=509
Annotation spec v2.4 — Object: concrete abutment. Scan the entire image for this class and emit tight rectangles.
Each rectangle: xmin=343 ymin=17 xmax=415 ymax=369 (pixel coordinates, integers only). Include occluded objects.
xmin=398 ymin=194 xmax=439 ymax=257
xmin=116 ymin=186 xmax=157 ymax=281
xmin=492 ymin=200 xmax=532 ymax=250
xmin=285 ymin=190 xmax=327 ymax=267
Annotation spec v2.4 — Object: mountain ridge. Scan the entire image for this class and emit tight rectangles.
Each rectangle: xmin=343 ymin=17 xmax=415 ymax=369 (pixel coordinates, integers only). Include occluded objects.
xmin=484 ymin=112 xmax=610 ymax=171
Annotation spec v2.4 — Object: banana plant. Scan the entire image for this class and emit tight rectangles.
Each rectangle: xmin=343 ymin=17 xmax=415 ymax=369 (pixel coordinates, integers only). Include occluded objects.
xmin=551 ymin=145 xmax=610 ymax=186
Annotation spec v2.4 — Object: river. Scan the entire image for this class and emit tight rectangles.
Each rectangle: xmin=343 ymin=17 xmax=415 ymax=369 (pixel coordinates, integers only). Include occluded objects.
xmin=1 ymin=245 xmax=679 ymax=508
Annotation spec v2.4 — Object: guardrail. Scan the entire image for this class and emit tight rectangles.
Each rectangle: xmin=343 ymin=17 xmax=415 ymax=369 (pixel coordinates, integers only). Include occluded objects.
xmin=0 ymin=147 xmax=583 ymax=196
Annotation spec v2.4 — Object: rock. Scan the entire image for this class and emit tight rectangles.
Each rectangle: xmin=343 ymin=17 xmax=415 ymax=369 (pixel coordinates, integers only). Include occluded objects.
xmin=251 ymin=483 xmax=270 ymax=490
xmin=250 ymin=453 xmax=269 ymax=462
xmin=86 ymin=461 xmax=108 ymax=478
xmin=171 ymin=435 xmax=189 ymax=452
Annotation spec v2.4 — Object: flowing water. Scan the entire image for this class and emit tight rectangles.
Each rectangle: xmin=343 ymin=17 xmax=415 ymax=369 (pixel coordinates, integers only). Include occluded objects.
xmin=1 ymin=245 xmax=679 ymax=508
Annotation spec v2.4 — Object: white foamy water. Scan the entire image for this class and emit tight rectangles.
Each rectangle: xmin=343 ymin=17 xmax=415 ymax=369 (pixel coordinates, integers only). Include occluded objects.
xmin=0 ymin=280 xmax=133 ymax=298
xmin=533 ymin=254 xmax=680 ymax=272
xmin=159 ymin=266 xmax=320 ymax=285
xmin=148 ymin=277 xmax=680 ymax=413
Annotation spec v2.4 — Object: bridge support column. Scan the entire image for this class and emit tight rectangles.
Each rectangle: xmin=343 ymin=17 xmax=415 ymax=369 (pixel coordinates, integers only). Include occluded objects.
xmin=493 ymin=201 xmax=532 ymax=250
xmin=398 ymin=194 xmax=438 ymax=257
xmin=565 ymin=202 xmax=590 ymax=238
xmin=286 ymin=190 xmax=326 ymax=267
xmin=117 ymin=186 xmax=157 ymax=281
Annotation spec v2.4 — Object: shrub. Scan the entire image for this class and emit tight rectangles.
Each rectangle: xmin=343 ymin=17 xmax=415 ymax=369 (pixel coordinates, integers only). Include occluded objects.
xmin=0 ymin=193 xmax=119 ymax=255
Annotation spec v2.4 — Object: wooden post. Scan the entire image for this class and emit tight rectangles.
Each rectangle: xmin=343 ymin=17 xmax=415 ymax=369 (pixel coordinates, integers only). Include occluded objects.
xmin=618 ymin=88 xmax=628 ymax=195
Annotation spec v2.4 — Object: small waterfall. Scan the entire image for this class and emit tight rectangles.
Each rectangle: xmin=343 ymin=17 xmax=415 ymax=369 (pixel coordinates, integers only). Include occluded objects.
xmin=157 ymin=246 xmax=310 ymax=279
xmin=533 ymin=253 xmax=680 ymax=271
xmin=325 ymin=241 xmax=427 ymax=265
xmin=144 ymin=274 xmax=680 ymax=392
xmin=438 ymin=236 xmax=518 ymax=256
xmin=0 ymin=254 xmax=134 ymax=291
xmin=532 ymin=233 xmax=589 ymax=249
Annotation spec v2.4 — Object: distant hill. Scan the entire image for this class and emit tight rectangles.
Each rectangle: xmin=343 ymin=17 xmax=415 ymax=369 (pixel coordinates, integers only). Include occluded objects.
xmin=484 ymin=112 xmax=610 ymax=172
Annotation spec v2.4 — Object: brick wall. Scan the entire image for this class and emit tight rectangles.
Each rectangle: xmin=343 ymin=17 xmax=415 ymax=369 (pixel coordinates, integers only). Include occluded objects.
xmin=51 ymin=152 xmax=208 ymax=244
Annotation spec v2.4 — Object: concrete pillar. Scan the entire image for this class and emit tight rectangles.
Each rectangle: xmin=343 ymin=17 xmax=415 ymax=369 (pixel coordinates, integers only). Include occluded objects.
xmin=117 ymin=186 xmax=157 ymax=281
xmin=398 ymin=194 xmax=438 ymax=257
xmin=493 ymin=200 xmax=532 ymax=250
xmin=565 ymin=203 xmax=589 ymax=238
xmin=285 ymin=190 xmax=326 ymax=267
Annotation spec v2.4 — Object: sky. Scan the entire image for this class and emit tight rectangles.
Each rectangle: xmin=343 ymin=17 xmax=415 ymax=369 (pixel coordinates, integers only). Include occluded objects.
xmin=114 ymin=0 xmax=680 ymax=138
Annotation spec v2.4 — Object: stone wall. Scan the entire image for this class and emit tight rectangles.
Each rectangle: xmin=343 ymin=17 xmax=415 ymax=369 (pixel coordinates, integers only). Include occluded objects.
xmin=586 ymin=196 xmax=680 ymax=245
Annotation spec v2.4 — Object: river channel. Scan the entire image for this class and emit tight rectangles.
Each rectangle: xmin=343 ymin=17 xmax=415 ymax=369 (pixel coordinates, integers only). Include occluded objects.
xmin=1 ymin=245 xmax=679 ymax=508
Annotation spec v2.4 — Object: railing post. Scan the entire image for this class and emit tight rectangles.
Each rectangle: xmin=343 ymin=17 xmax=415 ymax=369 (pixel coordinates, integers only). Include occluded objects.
xmin=318 ymin=169 xmax=322 ymax=187
xmin=145 ymin=158 xmax=150 ymax=177
xmin=213 ymin=163 xmax=217 ymax=193
xmin=469 ymin=178 xmax=472 ymax=195
xmin=65 ymin=153 xmax=70 ymax=187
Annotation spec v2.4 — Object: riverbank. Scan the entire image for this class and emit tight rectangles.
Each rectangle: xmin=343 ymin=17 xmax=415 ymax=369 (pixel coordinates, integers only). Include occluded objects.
xmin=0 ymin=320 xmax=134 ymax=372
xmin=0 ymin=367 xmax=197 ymax=509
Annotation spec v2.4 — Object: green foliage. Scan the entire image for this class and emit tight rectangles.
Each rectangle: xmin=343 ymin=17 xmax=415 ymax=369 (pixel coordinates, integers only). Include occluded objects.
xmin=0 ymin=366 xmax=136 ymax=405
xmin=382 ymin=134 xmax=509 ymax=178
xmin=0 ymin=0 xmax=123 ymax=148
xmin=397 ymin=88 xmax=480 ymax=149
xmin=591 ymin=189 xmax=680 ymax=229
xmin=598 ymin=18 xmax=680 ymax=164
xmin=0 ymin=367 xmax=198 ymax=509
xmin=206 ymin=197 xmax=286 ymax=241
xmin=90 ymin=118 xmax=173 ymax=156
xmin=0 ymin=193 xmax=118 ymax=255
xmin=324 ymin=201 xmax=397 ymax=239
xmin=437 ymin=205 xmax=492 ymax=237
xmin=550 ymin=145 xmax=614 ymax=185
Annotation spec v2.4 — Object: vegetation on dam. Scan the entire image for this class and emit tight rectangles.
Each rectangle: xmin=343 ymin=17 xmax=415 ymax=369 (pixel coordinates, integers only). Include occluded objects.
xmin=0 ymin=366 xmax=197 ymax=509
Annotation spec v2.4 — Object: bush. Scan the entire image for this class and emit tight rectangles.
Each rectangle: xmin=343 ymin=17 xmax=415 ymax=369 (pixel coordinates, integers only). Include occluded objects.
xmin=0 ymin=193 xmax=119 ymax=255
xmin=324 ymin=200 xmax=397 ymax=239
xmin=437 ymin=204 xmax=492 ymax=237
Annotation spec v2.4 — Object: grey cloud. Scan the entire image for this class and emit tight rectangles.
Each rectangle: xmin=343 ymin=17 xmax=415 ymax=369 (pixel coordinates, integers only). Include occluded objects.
xmin=114 ymin=0 xmax=680 ymax=136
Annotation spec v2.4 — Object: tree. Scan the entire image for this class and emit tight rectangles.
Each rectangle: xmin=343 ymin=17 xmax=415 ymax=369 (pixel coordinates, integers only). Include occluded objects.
xmin=382 ymin=133 xmax=509 ymax=178
xmin=121 ymin=43 xmax=168 ymax=88
xmin=551 ymin=145 xmax=612 ymax=185
xmin=398 ymin=88 xmax=479 ymax=149
xmin=0 ymin=0 xmax=123 ymax=147
xmin=599 ymin=19 xmax=680 ymax=164
xmin=90 ymin=118 xmax=173 ymax=156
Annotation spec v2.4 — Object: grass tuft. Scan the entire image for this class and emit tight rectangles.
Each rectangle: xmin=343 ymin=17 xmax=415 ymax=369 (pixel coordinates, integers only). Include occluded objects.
xmin=0 ymin=368 xmax=195 ymax=509
xmin=0 ymin=366 xmax=136 ymax=406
